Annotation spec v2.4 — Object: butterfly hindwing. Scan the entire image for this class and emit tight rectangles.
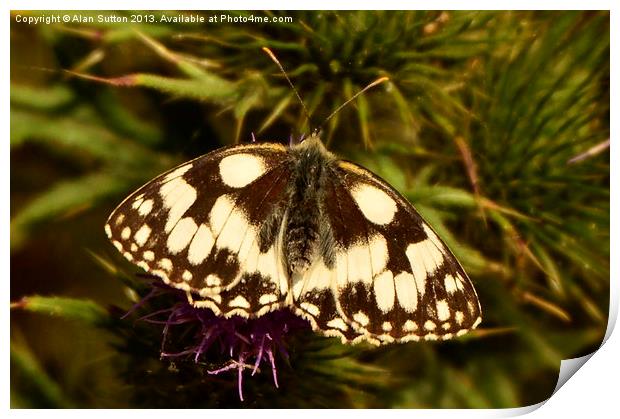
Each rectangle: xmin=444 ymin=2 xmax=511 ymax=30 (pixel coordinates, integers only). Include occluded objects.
xmin=296 ymin=160 xmax=482 ymax=344
xmin=105 ymin=142 xmax=291 ymax=317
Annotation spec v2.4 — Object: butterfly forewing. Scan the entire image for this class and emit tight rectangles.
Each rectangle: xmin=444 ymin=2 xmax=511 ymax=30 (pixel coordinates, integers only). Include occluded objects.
xmin=105 ymin=143 xmax=292 ymax=317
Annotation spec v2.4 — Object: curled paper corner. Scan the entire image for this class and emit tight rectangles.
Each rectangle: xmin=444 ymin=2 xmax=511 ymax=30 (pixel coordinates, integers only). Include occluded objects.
xmin=553 ymin=353 xmax=595 ymax=395
xmin=498 ymin=292 xmax=617 ymax=417
xmin=496 ymin=352 xmax=603 ymax=417
xmin=550 ymin=298 xmax=617 ymax=396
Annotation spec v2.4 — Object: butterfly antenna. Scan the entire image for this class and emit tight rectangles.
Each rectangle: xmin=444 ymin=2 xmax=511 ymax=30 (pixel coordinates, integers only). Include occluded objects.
xmin=320 ymin=76 xmax=390 ymax=130
xmin=262 ymin=47 xmax=313 ymax=131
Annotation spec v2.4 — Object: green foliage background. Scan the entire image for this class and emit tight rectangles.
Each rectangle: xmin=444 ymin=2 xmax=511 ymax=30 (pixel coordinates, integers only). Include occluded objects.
xmin=10 ymin=10 xmax=609 ymax=408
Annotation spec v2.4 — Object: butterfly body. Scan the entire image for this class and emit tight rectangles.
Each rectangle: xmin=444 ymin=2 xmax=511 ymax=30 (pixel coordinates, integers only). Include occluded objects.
xmin=106 ymin=135 xmax=481 ymax=345
xmin=280 ymin=136 xmax=334 ymax=276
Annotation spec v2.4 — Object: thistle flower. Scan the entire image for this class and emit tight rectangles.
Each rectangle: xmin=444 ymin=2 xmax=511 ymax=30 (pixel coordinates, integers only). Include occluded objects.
xmin=124 ymin=280 xmax=310 ymax=401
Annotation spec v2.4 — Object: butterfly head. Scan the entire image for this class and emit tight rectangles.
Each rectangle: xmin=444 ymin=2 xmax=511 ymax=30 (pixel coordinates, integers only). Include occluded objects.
xmin=290 ymin=133 xmax=335 ymax=177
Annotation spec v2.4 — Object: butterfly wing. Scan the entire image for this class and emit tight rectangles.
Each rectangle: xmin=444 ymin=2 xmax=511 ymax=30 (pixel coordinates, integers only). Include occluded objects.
xmin=295 ymin=160 xmax=482 ymax=345
xmin=105 ymin=142 xmax=292 ymax=318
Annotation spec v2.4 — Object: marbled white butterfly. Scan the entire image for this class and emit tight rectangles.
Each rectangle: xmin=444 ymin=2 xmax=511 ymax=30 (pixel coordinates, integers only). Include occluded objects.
xmin=105 ymin=132 xmax=482 ymax=345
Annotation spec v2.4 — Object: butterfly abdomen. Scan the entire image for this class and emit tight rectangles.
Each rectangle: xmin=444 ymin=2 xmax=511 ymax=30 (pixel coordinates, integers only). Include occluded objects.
xmin=283 ymin=200 xmax=320 ymax=274
xmin=282 ymin=135 xmax=337 ymax=275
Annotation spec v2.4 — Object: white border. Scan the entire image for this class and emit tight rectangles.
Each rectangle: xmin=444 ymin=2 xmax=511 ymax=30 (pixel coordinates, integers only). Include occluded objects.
xmin=5 ymin=2 xmax=616 ymax=417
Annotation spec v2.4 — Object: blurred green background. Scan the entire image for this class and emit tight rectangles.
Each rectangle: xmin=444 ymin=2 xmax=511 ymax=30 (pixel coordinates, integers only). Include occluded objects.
xmin=10 ymin=10 xmax=609 ymax=408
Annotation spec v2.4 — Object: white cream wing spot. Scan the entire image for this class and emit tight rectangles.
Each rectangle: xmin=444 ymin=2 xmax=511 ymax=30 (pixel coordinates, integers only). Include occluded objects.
xmin=115 ymin=214 xmax=125 ymax=226
xmin=422 ymin=224 xmax=446 ymax=255
xmin=143 ymin=250 xmax=154 ymax=261
xmin=394 ymin=271 xmax=418 ymax=312
xmin=113 ymin=241 xmax=123 ymax=252
xmin=206 ymin=274 xmax=222 ymax=287
xmin=424 ymin=320 xmax=436 ymax=331
xmin=121 ymin=227 xmax=131 ymax=240
xmin=256 ymin=247 xmax=279 ymax=284
xmin=295 ymin=260 xmax=332 ymax=299
xmin=467 ymin=301 xmax=476 ymax=315
xmin=167 ymin=217 xmax=198 ymax=254
xmin=237 ymin=228 xmax=258 ymax=262
xmin=403 ymin=320 xmax=418 ymax=332
xmin=307 ymin=260 xmax=332 ymax=291
xmin=130 ymin=243 xmax=138 ymax=252
xmin=369 ymin=234 xmax=389 ymax=275
xmin=373 ymin=270 xmax=395 ymax=312
xmin=259 ymin=294 xmax=278 ymax=305
xmin=382 ymin=322 xmax=393 ymax=332
xmin=216 ymin=209 xmax=253 ymax=252
xmin=182 ymin=270 xmax=193 ymax=282
xmin=274 ymin=225 xmax=289 ymax=296
xmin=455 ymin=311 xmax=464 ymax=325
xmin=406 ymin=241 xmax=431 ymax=297
xmin=188 ymin=224 xmax=215 ymax=265
xmin=158 ymin=258 xmax=173 ymax=272
xmin=137 ymin=199 xmax=154 ymax=217
xmin=209 ymin=195 xmax=236 ymax=236
xmin=151 ymin=269 xmax=169 ymax=282
xmin=437 ymin=299 xmax=450 ymax=321
xmin=425 ymin=240 xmax=445 ymax=272
xmin=159 ymin=177 xmax=197 ymax=233
xmin=444 ymin=274 xmax=459 ymax=294
xmin=132 ymin=198 xmax=144 ymax=210
xmin=163 ymin=164 xmax=193 ymax=183
xmin=335 ymin=251 xmax=349 ymax=290
xmin=346 ymin=242 xmax=373 ymax=285
xmin=219 ymin=154 xmax=266 ymax=188
xmin=300 ymin=302 xmax=320 ymax=317
xmin=243 ymin=239 xmax=261 ymax=273
xmin=229 ymin=295 xmax=250 ymax=309
xmin=104 ymin=224 xmax=112 ymax=238
xmin=408 ymin=239 xmax=443 ymax=276
xmin=326 ymin=318 xmax=349 ymax=332
xmin=353 ymin=312 xmax=370 ymax=327
xmin=350 ymin=183 xmax=397 ymax=225
xmin=134 ymin=224 xmax=152 ymax=247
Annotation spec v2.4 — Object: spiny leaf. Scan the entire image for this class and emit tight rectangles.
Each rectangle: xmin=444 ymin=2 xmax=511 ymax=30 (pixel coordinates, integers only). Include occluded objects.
xmin=11 ymin=345 xmax=72 ymax=408
xmin=12 ymin=296 xmax=108 ymax=325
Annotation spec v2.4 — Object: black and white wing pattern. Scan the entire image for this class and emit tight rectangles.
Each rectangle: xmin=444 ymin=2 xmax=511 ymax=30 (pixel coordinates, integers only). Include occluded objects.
xmin=106 ymin=135 xmax=481 ymax=346
xmin=292 ymin=160 xmax=481 ymax=345
xmin=105 ymin=142 xmax=291 ymax=318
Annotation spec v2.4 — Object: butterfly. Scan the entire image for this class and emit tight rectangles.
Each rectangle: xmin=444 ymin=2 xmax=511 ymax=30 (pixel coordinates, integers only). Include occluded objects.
xmin=105 ymin=133 xmax=482 ymax=345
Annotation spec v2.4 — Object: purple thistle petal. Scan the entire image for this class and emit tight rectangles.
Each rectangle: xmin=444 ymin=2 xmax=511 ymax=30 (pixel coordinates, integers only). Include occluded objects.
xmin=125 ymin=282 xmax=311 ymax=401
xmin=121 ymin=286 xmax=161 ymax=319
xmin=137 ymin=306 xmax=178 ymax=324
xmin=267 ymin=347 xmax=279 ymax=388
xmin=207 ymin=362 xmax=237 ymax=375
xmin=237 ymin=353 xmax=246 ymax=402
xmin=161 ymin=348 xmax=197 ymax=358
xmin=252 ymin=335 xmax=266 ymax=376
